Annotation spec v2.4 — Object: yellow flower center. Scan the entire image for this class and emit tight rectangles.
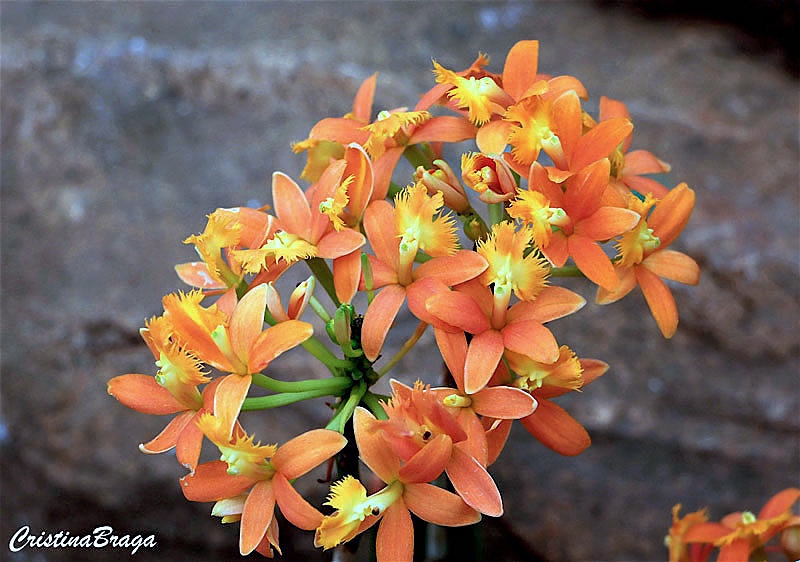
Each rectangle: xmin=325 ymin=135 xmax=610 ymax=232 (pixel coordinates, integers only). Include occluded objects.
xmin=262 ymin=231 xmax=318 ymax=263
xmin=319 ymin=175 xmax=352 ymax=231
xmin=508 ymin=346 xmax=583 ymax=392
xmin=508 ymin=189 xmax=569 ymax=248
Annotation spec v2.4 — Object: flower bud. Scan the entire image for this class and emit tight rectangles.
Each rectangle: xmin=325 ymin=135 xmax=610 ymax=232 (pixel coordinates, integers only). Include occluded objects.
xmin=414 ymin=159 xmax=470 ymax=212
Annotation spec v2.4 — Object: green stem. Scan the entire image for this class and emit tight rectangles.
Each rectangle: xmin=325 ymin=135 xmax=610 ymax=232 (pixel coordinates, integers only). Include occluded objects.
xmin=241 ymin=387 xmax=335 ymax=411
xmin=549 ymin=265 xmax=584 ymax=277
xmin=326 ymin=381 xmax=367 ymax=433
xmin=308 ymin=295 xmax=332 ymax=323
xmin=250 ymin=373 xmax=352 ymax=394
xmin=488 ymin=202 xmax=506 ymax=226
xmin=376 ymin=321 xmax=429 ymax=377
xmin=306 ymin=257 xmax=340 ymax=308
xmin=403 ymin=143 xmax=433 ymax=170
xmin=361 ymin=391 xmax=388 ymax=420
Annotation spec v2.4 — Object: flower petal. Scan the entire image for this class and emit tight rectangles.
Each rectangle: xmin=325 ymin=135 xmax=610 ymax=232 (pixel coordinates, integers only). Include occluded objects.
xmin=405 ymin=482 xmax=482 ymax=526
xmin=180 ymin=460 xmax=256 ymax=502
xmin=272 ymin=171 xmax=312 ymax=239
xmin=501 ymin=319 xmax=559 ymax=364
xmin=333 ymin=250 xmax=363 ymax=305
xmin=413 ymin=250 xmax=488 ymax=287
xmin=409 ymin=115 xmax=477 ymax=145
xmin=139 ymin=409 xmax=195 ymax=454
xmin=426 ymin=290 xmax=491 ymax=335
xmin=175 ymin=410 xmax=205 ymax=471
xmin=398 ymin=434 xmax=452 ymax=484
xmin=472 ymin=386 xmax=537 ymax=419
xmin=249 ymin=320 xmax=314 ymax=373
xmin=476 ymin=120 xmax=513 ymax=154
xmin=108 ymin=374 xmax=186 ymax=415
xmin=272 ymin=429 xmax=347 ymax=480
xmin=636 ymin=266 xmax=679 ymax=338
xmin=507 ymin=286 xmax=586 ymax=324
xmin=502 ymin=40 xmax=539 ymax=100
xmin=364 ymin=200 xmax=399 ymax=269
xmin=230 ymin=283 xmax=268 ymax=362
xmin=571 ymin=117 xmax=633 ymax=172
xmin=519 ymin=399 xmax=590 ymax=456
xmin=568 ymin=234 xmax=619 ymax=291
xmin=643 ymin=250 xmax=700 ymax=286
xmin=354 ymin=406 xmax=401 ymax=483
xmin=361 ymin=284 xmax=407 ymax=362
xmin=213 ymin=374 xmax=252 ymax=437
xmin=464 ymin=329 xmax=504 ymax=394
xmin=648 ymin=182 xmax=695 ymax=248
xmin=316 ymin=228 xmax=366 ymax=259
xmin=273 ymin=472 xmax=323 ymax=530
xmin=376 ymin=500 xmax=414 ymax=562
xmin=574 ymin=206 xmax=640 ymax=241
xmin=240 ymin=480 xmax=276 ymax=555
xmin=445 ymin=445 xmax=503 ymax=517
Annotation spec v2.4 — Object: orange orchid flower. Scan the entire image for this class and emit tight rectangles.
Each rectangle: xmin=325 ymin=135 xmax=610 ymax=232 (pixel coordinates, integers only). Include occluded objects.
xmin=413 ymin=158 xmax=471 ymax=213
xmin=294 ymin=73 xmax=476 ymax=201
xmin=461 ymin=151 xmax=518 ymax=204
xmin=683 ymin=488 xmax=800 ymax=562
xmin=596 ymin=183 xmax=700 ymax=338
xmin=107 ymin=314 xmax=219 ymax=472
xmin=229 ymin=160 xmax=366 ymax=303
xmin=358 ymin=184 xmax=487 ymax=361
xmin=176 ymin=206 xmax=281 ymax=291
xmin=315 ymin=404 xmax=482 ymax=561
xmin=427 ymin=277 xmax=585 ymax=394
xmin=666 ymin=505 xmax=714 ymax=562
xmin=182 ymin=417 xmax=347 ymax=556
xmin=505 ymin=345 xmax=609 ymax=456
xmin=596 ymin=96 xmax=672 ymax=199
xmin=509 ymin=159 xmax=641 ymax=291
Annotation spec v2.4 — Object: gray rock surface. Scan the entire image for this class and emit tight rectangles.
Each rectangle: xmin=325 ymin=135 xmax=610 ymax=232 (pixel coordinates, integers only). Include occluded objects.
xmin=2 ymin=2 xmax=798 ymax=561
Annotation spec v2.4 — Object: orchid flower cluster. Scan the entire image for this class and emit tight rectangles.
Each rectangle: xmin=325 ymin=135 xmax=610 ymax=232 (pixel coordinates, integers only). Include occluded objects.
xmin=109 ymin=40 xmax=711 ymax=560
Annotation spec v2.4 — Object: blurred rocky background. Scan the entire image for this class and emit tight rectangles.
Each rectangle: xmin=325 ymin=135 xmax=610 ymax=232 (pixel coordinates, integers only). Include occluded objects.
xmin=1 ymin=1 xmax=798 ymax=561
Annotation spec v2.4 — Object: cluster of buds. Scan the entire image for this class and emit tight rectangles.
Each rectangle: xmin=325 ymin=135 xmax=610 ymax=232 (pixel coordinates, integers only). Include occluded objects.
xmin=667 ymin=488 xmax=800 ymax=562
xmin=109 ymin=40 xmax=706 ymax=560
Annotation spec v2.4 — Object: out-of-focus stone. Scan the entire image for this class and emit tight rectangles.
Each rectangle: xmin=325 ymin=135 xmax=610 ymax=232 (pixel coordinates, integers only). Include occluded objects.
xmin=2 ymin=2 xmax=797 ymax=561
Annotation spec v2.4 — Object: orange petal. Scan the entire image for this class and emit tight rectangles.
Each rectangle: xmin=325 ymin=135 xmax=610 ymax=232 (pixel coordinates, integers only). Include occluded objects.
xmin=472 ymin=386 xmax=536 ymax=419
xmin=445 ymin=446 xmax=503 ymax=517
xmin=333 ymin=250 xmax=363 ymax=304
xmin=476 ymin=120 xmax=512 ymax=155
xmin=574 ymin=207 xmax=640 ymax=241
xmin=508 ymin=286 xmax=586 ymax=324
xmin=648 ymin=182 xmax=695 ymax=247
xmin=376 ymin=500 xmax=414 ymax=562
xmin=568 ymin=234 xmax=619 ymax=291
xmin=213 ymin=374 xmax=252 ymax=437
xmin=240 ymin=480 xmax=276 ymax=555
xmin=564 ymin=158 xmax=611 ymax=221
xmin=541 ymin=230 xmax=569 ymax=267
xmin=636 ymin=266 xmax=679 ymax=338
xmin=139 ymin=409 xmax=195 ymax=454
xmin=364 ymin=200 xmax=400 ymax=267
xmin=484 ymin=419 xmax=513 ymax=466
xmin=571 ymin=117 xmax=633 ymax=172
xmin=108 ymin=374 xmax=186 ymax=415
xmin=271 ymin=429 xmax=347 ymax=480
xmin=502 ymin=40 xmax=539 ymax=101
xmin=273 ymin=472 xmax=323 ymax=530
xmin=398 ymin=434 xmax=452 ymax=484
xmin=623 ymin=149 xmax=671 ymax=175
xmin=598 ymin=96 xmax=630 ymax=122
xmin=433 ymin=328 xmax=468 ymax=390
xmin=413 ymin=249 xmax=488 ymax=286
xmin=361 ymin=284 xmax=407 ymax=362
xmin=643 ymin=250 xmax=700 ymax=286
xmin=175 ymin=261 xmax=228 ymax=290
xmin=409 ymin=115 xmax=477 ymax=145
xmin=272 ymin=171 xmax=311 ymax=239
xmin=316 ymin=228 xmax=366 ymax=259
xmin=249 ymin=320 xmax=313 ymax=373
xmin=404 ymin=482 xmax=481 ymax=526
xmin=180 ymin=460 xmax=256 ymax=502
xmin=502 ymin=320 xmax=559 ymax=364
xmin=595 ymin=265 xmax=637 ymax=305
xmin=551 ymin=90 xmax=583 ymax=162
xmin=354 ymin=406 xmax=400 ymax=483
xmin=371 ymin=146 xmax=405 ymax=201
xmin=351 ymin=74 xmax=377 ymax=123
xmin=426 ymin=290 xmax=490 ymax=335
xmin=230 ymin=283 xmax=268 ymax=362
xmin=759 ymin=487 xmax=800 ymax=519
xmin=717 ymin=539 xmax=753 ymax=562
xmin=405 ymin=276 xmax=451 ymax=327
xmin=309 ymin=116 xmax=369 ymax=145
xmin=464 ymin=329 xmax=504 ymax=394
xmin=342 ymin=143 xmax=374 ymax=222
xmin=683 ymin=522 xmax=730 ymax=543
xmin=519 ymin=399 xmax=590 ymax=456
xmin=175 ymin=410 xmax=204 ymax=471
